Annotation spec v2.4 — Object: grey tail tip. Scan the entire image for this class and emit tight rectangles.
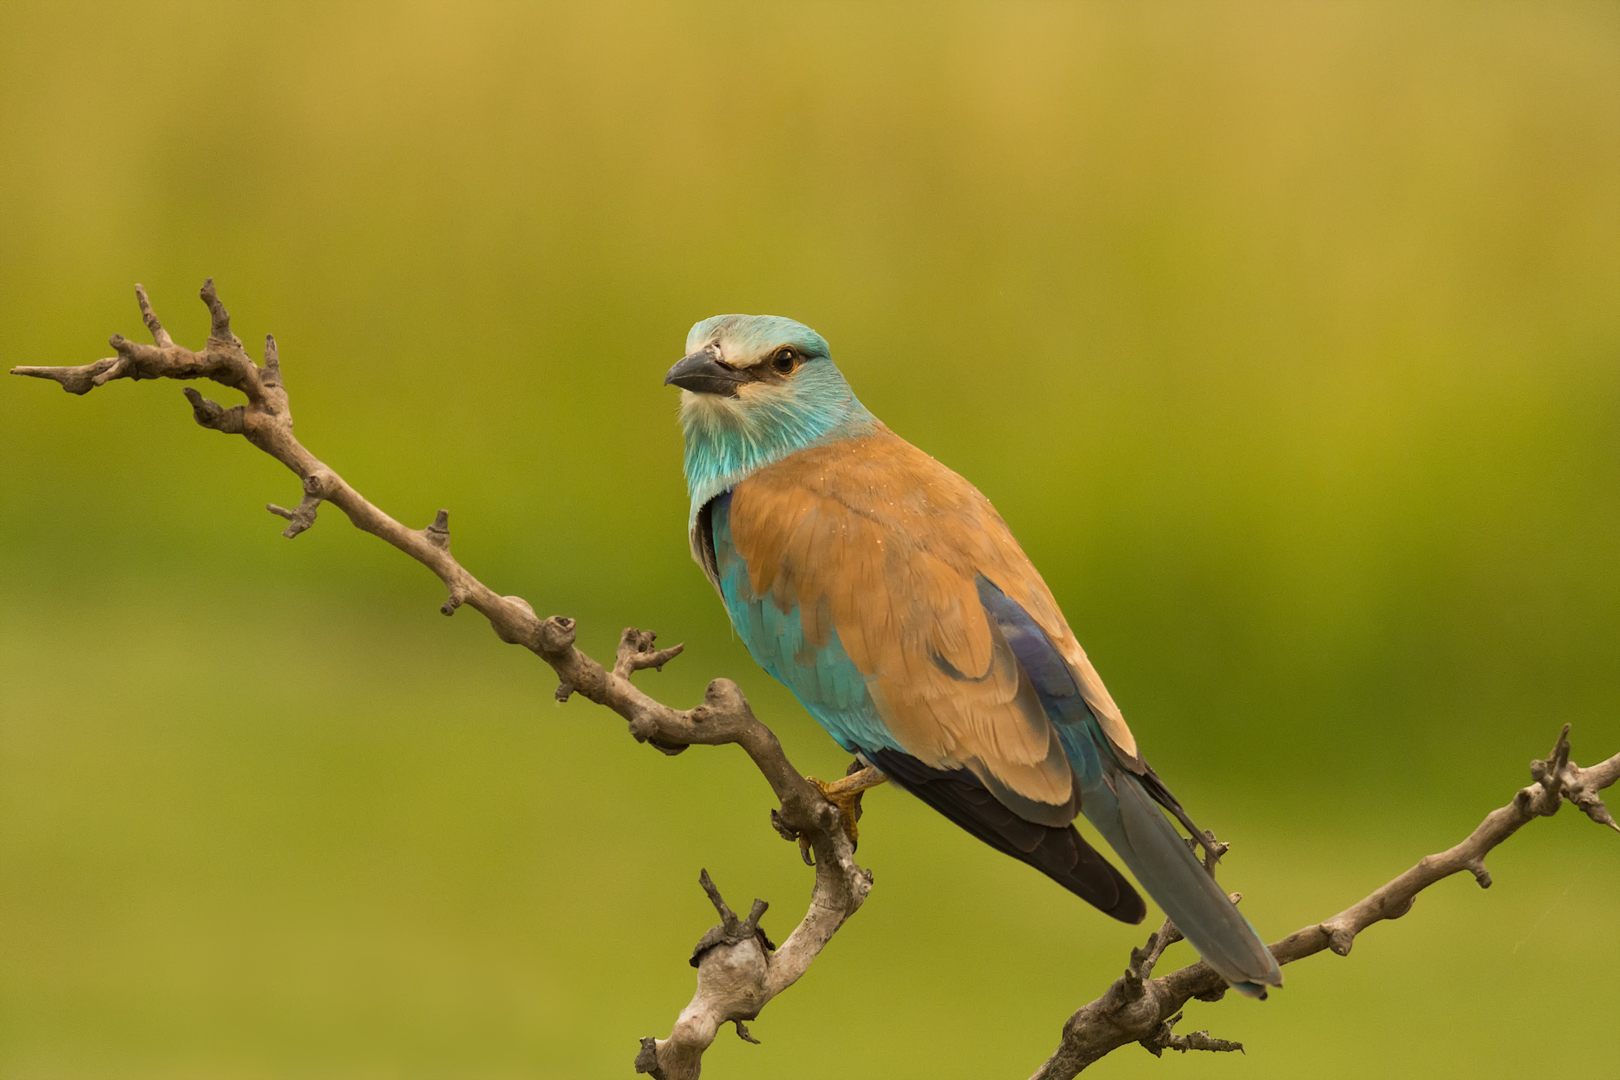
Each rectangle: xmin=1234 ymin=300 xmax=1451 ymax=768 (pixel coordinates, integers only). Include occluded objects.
xmin=1230 ymin=977 xmax=1280 ymax=1001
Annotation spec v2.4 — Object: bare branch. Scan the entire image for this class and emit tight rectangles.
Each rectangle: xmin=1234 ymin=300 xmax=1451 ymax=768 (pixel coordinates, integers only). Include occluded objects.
xmin=1026 ymin=724 xmax=1620 ymax=1079
xmin=11 ymin=281 xmax=873 ymax=1080
xmin=1139 ymin=1011 xmax=1243 ymax=1058
xmin=615 ymin=627 xmax=686 ymax=679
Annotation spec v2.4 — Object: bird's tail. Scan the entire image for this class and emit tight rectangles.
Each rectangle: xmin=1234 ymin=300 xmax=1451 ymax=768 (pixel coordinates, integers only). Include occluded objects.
xmin=1077 ymin=762 xmax=1282 ymax=998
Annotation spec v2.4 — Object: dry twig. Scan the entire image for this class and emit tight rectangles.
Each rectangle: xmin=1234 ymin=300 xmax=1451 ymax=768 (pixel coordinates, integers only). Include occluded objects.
xmin=12 ymin=281 xmax=877 ymax=1080
xmin=1026 ymin=723 xmax=1620 ymax=1078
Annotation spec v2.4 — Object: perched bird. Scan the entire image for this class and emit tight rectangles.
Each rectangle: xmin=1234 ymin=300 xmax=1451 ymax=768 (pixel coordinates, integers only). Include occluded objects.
xmin=665 ymin=314 xmax=1282 ymax=997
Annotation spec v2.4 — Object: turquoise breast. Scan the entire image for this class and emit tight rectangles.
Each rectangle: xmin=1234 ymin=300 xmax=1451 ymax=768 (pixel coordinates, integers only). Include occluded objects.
xmin=709 ymin=492 xmax=901 ymax=755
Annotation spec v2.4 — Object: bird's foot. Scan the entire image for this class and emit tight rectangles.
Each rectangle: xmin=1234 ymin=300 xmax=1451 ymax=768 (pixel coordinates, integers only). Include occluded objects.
xmin=796 ymin=762 xmax=888 ymax=864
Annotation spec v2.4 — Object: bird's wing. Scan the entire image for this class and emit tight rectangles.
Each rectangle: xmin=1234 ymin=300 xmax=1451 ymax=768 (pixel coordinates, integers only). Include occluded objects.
xmin=727 ymin=429 xmax=1141 ymax=826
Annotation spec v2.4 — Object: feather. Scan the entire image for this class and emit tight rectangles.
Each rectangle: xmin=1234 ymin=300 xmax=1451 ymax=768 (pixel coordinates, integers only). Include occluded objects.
xmin=869 ymin=748 xmax=1144 ymax=923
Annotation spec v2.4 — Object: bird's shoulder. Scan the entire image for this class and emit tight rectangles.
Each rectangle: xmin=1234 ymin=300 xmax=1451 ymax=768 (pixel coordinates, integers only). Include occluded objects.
xmin=733 ymin=426 xmax=1002 ymax=540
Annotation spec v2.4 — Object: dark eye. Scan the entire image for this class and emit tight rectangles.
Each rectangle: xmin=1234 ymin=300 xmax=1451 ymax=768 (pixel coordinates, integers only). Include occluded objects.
xmin=772 ymin=348 xmax=796 ymax=374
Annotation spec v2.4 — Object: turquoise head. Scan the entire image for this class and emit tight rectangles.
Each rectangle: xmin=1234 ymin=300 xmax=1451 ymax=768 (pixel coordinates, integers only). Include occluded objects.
xmin=666 ymin=314 xmax=875 ymax=515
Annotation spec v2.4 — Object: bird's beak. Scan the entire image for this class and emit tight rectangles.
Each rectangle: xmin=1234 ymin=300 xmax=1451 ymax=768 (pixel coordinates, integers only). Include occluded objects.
xmin=664 ymin=345 xmax=746 ymax=397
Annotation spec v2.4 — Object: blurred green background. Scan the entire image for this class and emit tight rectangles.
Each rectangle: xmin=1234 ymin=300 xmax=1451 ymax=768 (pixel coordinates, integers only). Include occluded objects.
xmin=4 ymin=3 xmax=1619 ymax=1077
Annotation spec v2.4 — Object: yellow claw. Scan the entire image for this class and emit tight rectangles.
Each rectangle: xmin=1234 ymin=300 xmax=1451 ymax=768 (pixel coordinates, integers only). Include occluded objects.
xmin=799 ymin=766 xmax=888 ymax=863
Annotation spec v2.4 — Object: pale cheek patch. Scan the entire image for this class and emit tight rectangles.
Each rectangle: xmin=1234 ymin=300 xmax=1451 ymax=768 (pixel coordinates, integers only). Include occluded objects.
xmin=680 ymin=391 xmax=755 ymax=432
xmin=680 ymin=382 xmax=799 ymax=443
xmin=736 ymin=381 xmax=792 ymax=403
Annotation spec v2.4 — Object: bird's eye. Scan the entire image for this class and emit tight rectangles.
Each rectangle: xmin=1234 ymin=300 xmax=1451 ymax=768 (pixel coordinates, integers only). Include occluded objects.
xmin=772 ymin=348 xmax=796 ymax=374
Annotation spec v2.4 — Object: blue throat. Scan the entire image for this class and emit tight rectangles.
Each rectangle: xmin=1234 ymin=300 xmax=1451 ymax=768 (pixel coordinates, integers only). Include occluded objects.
xmin=681 ymin=361 xmax=877 ymax=525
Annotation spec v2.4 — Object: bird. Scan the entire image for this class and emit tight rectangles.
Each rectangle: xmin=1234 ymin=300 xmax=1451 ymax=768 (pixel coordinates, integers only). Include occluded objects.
xmin=664 ymin=314 xmax=1282 ymax=998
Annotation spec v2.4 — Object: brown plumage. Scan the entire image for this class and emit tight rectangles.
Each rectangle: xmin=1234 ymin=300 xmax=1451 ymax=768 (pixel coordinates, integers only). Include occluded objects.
xmin=726 ymin=426 xmax=1142 ymax=826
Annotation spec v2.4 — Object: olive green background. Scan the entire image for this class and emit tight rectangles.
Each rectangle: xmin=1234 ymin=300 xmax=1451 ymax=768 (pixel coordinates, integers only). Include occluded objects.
xmin=4 ymin=3 xmax=1619 ymax=1078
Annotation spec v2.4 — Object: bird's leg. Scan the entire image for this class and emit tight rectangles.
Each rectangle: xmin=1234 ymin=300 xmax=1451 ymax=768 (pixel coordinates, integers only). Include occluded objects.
xmin=798 ymin=762 xmax=888 ymax=863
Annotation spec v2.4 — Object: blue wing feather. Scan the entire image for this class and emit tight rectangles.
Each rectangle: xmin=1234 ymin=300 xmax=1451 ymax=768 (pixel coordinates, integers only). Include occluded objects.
xmin=711 ymin=494 xmax=901 ymax=754
xmin=975 ymin=575 xmax=1109 ymax=786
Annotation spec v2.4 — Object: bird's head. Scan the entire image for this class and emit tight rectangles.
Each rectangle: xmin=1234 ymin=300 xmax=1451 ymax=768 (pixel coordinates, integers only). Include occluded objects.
xmin=665 ymin=313 xmax=836 ymax=405
xmin=666 ymin=314 xmax=874 ymax=504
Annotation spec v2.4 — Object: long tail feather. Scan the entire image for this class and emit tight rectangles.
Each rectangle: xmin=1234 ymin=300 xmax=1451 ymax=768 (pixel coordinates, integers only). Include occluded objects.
xmin=1080 ymin=766 xmax=1282 ymax=996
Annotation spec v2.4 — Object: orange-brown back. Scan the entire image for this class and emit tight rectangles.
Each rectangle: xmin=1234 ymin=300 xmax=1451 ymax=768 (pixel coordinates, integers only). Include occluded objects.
xmin=726 ymin=427 xmax=1142 ymax=825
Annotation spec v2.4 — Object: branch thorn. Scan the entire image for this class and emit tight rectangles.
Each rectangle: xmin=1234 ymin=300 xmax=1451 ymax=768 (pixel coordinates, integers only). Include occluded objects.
xmin=200 ymin=277 xmax=240 ymax=347
xmin=690 ymin=869 xmax=774 ymax=967
xmin=614 ymin=627 xmax=686 ymax=678
xmin=1141 ymin=1011 xmax=1244 ymax=1058
xmin=135 ymin=283 xmax=175 ymax=348
xmin=426 ymin=508 xmax=451 ymax=544
xmin=633 ymin=1037 xmax=664 ymax=1078
xmin=10 ymin=357 xmax=118 ymax=394
xmin=266 ymin=490 xmax=322 ymax=538
xmin=262 ymin=335 xmax=282 ymax=388
xmin=183 ymin=387 xmax=245 ymax=433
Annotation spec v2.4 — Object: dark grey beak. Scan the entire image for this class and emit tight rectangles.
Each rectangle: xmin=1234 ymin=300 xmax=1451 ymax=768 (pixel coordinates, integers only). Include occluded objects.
xmin=664 ymin=346 xmax=746 ymax=397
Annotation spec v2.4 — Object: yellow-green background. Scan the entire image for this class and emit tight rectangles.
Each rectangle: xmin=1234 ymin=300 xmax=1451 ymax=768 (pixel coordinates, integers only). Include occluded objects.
xmin=4 ymin=3 xmax=1618 ymax=1077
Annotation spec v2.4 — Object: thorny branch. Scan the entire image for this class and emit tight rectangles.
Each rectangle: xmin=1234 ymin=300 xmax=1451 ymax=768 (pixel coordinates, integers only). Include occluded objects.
xmin=15 ymin=282 xmax=1620 ymax=1079
xmin=1026 ymin=723 xmax=1620 ymax=1079
xmin=12 ymin=281 xmax=877 ymax=1080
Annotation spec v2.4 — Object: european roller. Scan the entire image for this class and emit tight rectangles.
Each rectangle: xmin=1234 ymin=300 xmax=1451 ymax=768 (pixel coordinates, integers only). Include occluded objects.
xmin=665 ymin=314 xmax=1282 ymax=997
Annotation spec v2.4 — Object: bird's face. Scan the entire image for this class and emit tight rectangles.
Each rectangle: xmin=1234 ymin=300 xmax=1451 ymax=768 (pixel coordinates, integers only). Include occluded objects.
xmin=667 ymin=314 xmax=873 ymax=504
xmin=664 ymin=314 xmax=845 ymax=428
